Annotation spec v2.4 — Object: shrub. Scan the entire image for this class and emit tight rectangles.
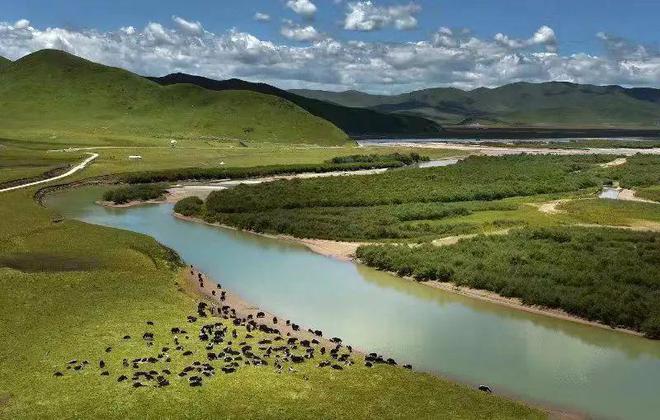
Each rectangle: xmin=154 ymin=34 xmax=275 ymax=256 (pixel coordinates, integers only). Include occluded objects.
xmin=102 ymin=184 xmax=168 ymax=204
xmin=174 ymin=196 xmax=204 ymax=217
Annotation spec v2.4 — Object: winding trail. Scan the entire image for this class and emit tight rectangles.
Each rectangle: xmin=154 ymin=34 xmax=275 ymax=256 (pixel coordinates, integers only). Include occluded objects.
xmin=0 ymin=153 xmax=98 ymax=193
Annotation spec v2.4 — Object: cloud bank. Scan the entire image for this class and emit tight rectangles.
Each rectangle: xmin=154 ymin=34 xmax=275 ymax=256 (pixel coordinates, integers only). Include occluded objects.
xmin=1 ymin=17 xmax=659 ymax=93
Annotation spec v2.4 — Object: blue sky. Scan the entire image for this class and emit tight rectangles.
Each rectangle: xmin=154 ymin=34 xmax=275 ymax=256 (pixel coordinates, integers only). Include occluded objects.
xmin=1 ymin=0 xmax=659 ymax=92
xmin=4 ymin=0 xmax=659 ymax=53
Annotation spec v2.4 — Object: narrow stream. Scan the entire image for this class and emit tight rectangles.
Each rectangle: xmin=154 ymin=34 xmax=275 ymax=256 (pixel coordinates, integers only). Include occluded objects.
xmin=46 ymin=187 xmax=660 ymax=420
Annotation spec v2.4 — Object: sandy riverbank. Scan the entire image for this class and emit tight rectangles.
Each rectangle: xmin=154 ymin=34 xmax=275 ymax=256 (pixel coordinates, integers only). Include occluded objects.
xmin=183 ymin=266 xmax=344 ymax=350
xmin=173 ymin=212 xmax=365 ymax=261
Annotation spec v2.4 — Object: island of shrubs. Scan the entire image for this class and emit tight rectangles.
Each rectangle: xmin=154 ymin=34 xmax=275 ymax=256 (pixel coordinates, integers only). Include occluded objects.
xmin=173 ymin=196 xmax=204 ymax=217
xmin=329 ymin=152 xmax=429 ymax=165
xmin=356 ymin=227 xmax=660 ymax=339
xmin=180 ymin=154 xmax=609 ymax=240
xmin=102 ymin=183 xmax=168 ymax=204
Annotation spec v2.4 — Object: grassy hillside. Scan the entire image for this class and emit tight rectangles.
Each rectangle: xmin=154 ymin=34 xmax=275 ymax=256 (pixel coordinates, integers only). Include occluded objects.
xmin=292 ymin=82 xmax=660 ymax=128
xmin=0 ymin=56 xmax=10 ymax=68
xmin=149 ymin=74 xmax=441 ymax=138
xmin=0 ymin=50 xmax=350 ymax=146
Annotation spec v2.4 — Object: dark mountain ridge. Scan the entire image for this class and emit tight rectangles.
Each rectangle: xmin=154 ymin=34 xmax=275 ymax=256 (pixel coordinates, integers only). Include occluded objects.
xmin=291 ymin=81 xmax=660 ymax=129
xmin=148 ymin=73 xmax=442 ymax=138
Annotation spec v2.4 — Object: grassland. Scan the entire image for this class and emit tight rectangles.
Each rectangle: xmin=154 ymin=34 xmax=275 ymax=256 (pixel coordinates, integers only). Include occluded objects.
xmin=636 ymin=185 xmax=660 ymax=202
xmin=356 ymin=227 xmax=660 ymax=338
xmin=0 ymin=50 xmax=349 ymax=146
xmin=0 ymin=145 xmax=85 ymax=186
xmin=0 ymin=139 xmax=543 ymax=419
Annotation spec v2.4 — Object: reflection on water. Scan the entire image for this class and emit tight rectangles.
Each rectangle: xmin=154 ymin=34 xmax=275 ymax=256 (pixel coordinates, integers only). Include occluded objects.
xmin=599 ymin=187 xmax=621 ymax=200
xmin=46 ymin=186 xmax=660 ymax=420
xmin=417 ymin=158 xmax=460 ymax=168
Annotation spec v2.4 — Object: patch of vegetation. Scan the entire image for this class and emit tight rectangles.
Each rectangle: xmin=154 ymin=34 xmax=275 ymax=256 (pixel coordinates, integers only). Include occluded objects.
xmin=121 ymin=161 xmax=405 ymax=184
xmin=636 ymin=186 xmax=660 ymax=202
xmin=102 ymin=183 xmax=168 ymax=204
xmin=191 ymin=155 xmax=611 ymax=240
xmin=558 ymin=199 xmax=660 ymax=226
xmin=0 ymin=144 xmax=84 ymax=186
xmin=356 ymin=227 xmax=660 ymax=338
xmin=598 ymin=154 xmax=660 ymax=188
xmin=328 ymin=152 xmax=429 ymax=165
xmin=205 ymin=155 xmax=609 ymax=211
xmin=174 ymin=197 xmax=204 ymax=217
xmin=198 ymin=200 xmax=512 ymax=241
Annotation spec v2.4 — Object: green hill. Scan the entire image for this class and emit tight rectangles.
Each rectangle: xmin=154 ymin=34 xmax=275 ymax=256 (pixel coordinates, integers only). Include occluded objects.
xmin=0 ymin=50 xmax=350 ymax=146
xmin=292 ymin=82 xmax=660 ymax=129
xmin=149 ymin=74 xmax=441 ymax=138
xmin=0 ymin=56 xmax=11 ymax=68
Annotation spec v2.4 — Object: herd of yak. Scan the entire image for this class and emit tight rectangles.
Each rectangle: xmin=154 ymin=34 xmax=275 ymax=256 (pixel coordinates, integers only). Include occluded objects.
xmin=52 ymin=271 xmax=411 ymax=389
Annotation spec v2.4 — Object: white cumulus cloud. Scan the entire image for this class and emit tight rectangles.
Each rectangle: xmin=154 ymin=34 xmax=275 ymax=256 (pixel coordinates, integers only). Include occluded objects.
xmin=495 ymin=25 xmax=557 ymax=52
xmin=344 ymin=1 xmax=421 ymax=31
xmin=172 ymin=16 xmax=203 ymax=35
xmin=254 ymin=12 xmax=271 ymax=22
xmin=13 ymin=19 xmax=31 ymax=30
xmin=280 ymin=20 xmax=321 ymax=41
xmin=286 ymin=0 xmax=317 ymax=18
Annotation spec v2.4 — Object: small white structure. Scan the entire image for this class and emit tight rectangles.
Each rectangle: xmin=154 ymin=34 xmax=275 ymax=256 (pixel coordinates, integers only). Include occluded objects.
xmin=129 ymin=155 xmax=143 ymax=160
xmin=219 ymin=161 xmax=225 ymax=165
xmin=170 ymin=139 xmax=177 ymax=148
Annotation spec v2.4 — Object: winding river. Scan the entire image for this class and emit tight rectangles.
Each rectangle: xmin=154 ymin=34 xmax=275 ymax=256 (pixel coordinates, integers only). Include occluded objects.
xmin=46 ymin=187 xmax=660 ymax=420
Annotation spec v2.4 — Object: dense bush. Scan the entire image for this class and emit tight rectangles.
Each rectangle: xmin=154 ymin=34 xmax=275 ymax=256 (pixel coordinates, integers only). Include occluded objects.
xmin=329 ymin=152 xmax=429 ymax=165
xmin=201 ymin=201 xmax=494 ymax=241
xmin=102 ymin=184 xmax=168 ymax=204
xmin=598 ymin=154 xmax=660 ymax=188
xmin=173 ymin=196 xmax=204 ymax=217
xmin=120 ymin=161 xmax=405 ymax=184
xmin=191 ymin=155 xmax=617 ymax=240
xmin=204 ymin=155 xmax=608 ymax=213
xmin=356 ymin=227 xmax=660 ymax=338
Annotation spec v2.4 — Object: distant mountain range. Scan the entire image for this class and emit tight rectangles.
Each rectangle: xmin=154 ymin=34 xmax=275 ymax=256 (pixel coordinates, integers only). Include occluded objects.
xmin=1 ymin=49 xmax=660 ymax=146
xmin=147 ymin=74 xmax=441 ymax=138
xmin=291 ymin=82 xmax=660 ymax=129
